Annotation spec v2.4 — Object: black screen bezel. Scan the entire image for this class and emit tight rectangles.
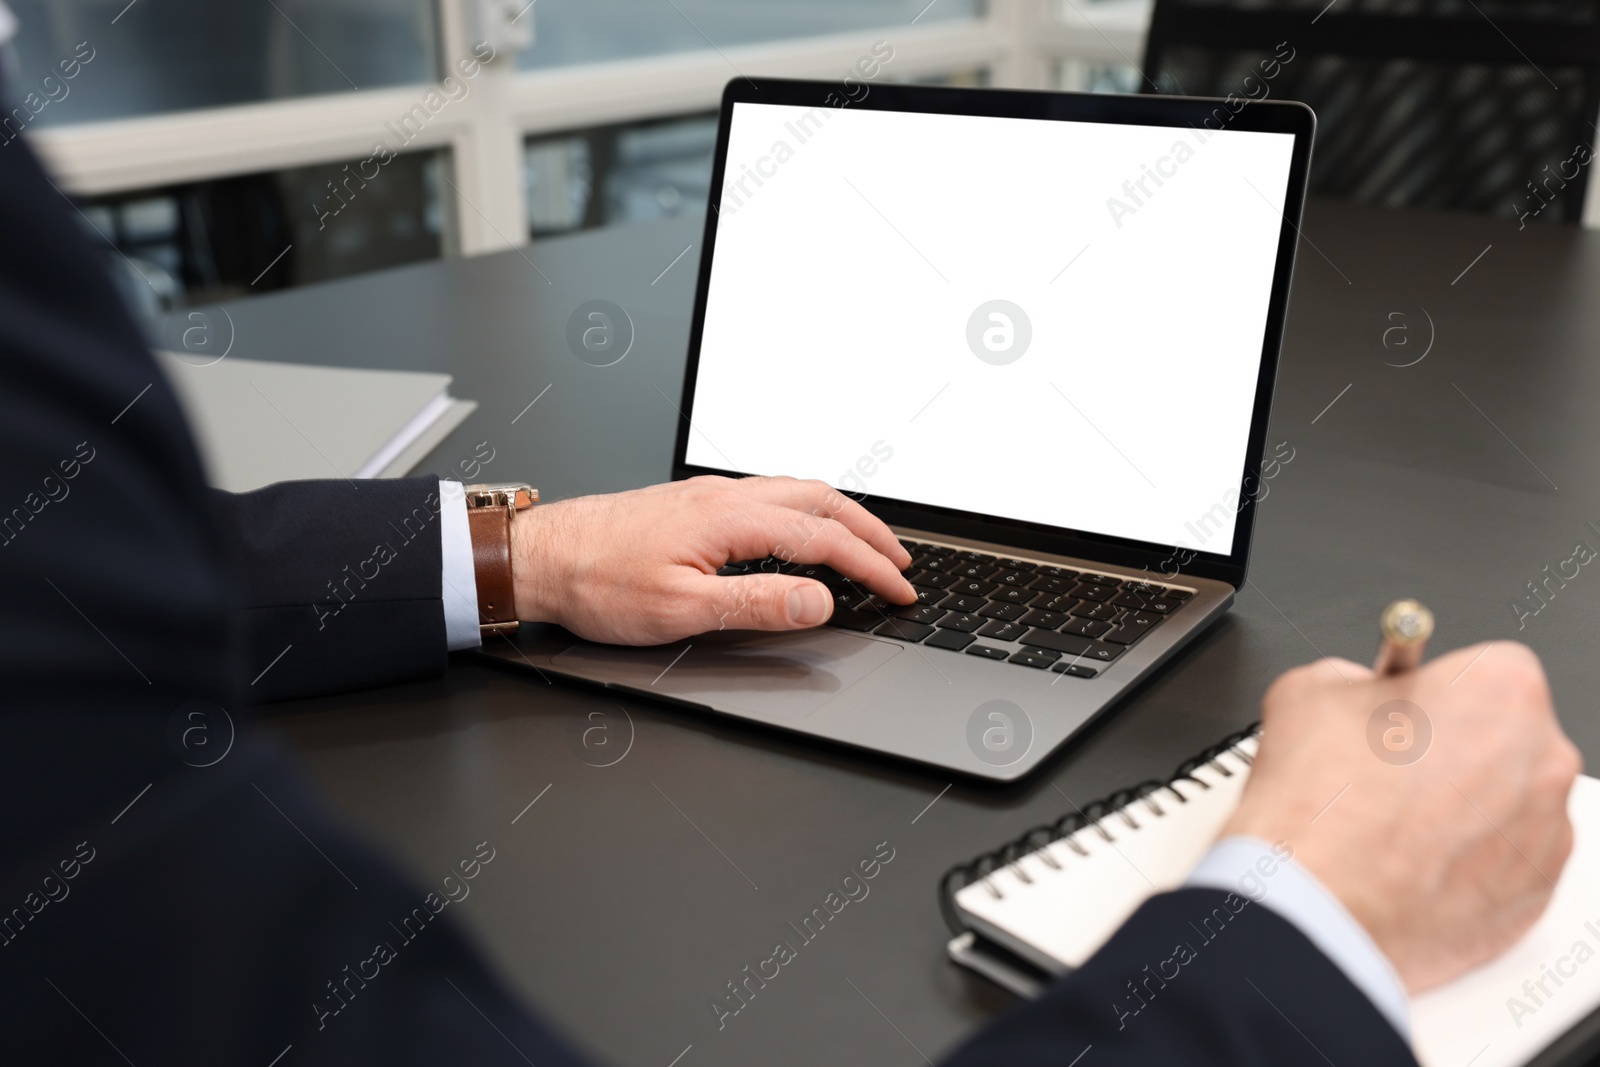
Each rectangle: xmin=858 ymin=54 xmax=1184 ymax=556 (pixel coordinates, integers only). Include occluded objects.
xmin=672 ymin=78 xmax=1315 ymax=589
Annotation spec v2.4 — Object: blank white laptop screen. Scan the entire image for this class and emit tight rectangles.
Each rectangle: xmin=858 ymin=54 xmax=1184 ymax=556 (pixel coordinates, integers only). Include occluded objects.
xmin=686 ymin=101 xmax=1297 ymax=552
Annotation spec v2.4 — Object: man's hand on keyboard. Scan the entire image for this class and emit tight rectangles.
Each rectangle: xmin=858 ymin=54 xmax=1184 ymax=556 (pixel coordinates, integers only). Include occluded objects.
xmin=1224 ymin=643 xmax=1581 ymax=993
xmin=507 ymin=475 xmax=916 ymax=645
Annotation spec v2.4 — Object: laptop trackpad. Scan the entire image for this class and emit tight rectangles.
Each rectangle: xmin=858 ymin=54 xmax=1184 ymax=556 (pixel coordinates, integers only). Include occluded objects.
xmin=550 ymin=630 xmax=901 ymax=722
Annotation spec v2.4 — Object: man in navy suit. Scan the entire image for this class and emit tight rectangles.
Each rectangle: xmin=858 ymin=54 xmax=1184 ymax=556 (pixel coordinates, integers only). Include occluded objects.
xmin=0 ymin=78 xmax=1578 ymax=1067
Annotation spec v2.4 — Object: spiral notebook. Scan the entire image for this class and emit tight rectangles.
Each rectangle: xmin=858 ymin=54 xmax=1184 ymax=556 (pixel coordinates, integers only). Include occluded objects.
xmin=941 ymin=728 xmax=1600 ymax=1067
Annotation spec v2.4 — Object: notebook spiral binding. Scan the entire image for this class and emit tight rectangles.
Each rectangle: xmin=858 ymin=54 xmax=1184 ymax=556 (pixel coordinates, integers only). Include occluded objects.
xmin=938 ymin=722 xmax=1262 ymax=937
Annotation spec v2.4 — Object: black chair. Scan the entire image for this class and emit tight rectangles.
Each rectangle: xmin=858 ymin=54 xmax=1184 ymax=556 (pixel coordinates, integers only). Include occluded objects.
xmin=1141 ymin=0 xmax=1600 ymax=224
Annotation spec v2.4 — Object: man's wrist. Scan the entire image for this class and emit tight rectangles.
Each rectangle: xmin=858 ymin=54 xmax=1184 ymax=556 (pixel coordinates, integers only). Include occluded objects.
xmin=509 ymin=504 xmax=560 ymax=625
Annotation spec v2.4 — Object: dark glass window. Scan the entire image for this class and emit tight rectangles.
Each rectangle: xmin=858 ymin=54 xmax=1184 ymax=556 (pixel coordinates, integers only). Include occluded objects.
xmin=525 ymin=114 xmax=718 ymax=237
xmin=80 ymin=150 xmax=447 ymax=323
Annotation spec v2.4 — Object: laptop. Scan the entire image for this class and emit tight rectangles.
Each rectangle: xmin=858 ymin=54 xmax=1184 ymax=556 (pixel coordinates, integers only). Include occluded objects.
xmin=481 ymin=78 xmax=1315 ymax=781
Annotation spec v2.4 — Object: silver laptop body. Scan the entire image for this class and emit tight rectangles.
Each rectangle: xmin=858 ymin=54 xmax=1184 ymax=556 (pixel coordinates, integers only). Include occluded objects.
xmin=482 ymin=79 xmax=1315 ymax=781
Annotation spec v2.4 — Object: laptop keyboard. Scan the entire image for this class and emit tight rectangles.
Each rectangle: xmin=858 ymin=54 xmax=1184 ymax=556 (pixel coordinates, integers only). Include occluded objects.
xmin=717 ymin=539 xmax=1191 ymax=679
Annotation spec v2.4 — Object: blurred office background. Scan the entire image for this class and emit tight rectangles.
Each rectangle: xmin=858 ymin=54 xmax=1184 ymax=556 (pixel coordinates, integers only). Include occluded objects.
xmin=4 ymin=0 xmax=1597 ymax=316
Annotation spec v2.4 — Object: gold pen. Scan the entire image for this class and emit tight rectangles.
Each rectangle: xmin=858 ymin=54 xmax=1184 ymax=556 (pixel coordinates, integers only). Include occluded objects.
xmin=1374 ymin=599 xmax=1434 ymax=676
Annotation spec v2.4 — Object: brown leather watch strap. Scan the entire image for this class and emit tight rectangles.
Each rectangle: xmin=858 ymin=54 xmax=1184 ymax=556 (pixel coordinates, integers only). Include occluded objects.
xmin=467 ymin=504 xmax=518 ymax=635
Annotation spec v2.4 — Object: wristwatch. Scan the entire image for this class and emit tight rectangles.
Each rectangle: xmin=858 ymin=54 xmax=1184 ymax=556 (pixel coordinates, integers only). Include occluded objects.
xmin=463 ymin=482 xmax=538 ymax=636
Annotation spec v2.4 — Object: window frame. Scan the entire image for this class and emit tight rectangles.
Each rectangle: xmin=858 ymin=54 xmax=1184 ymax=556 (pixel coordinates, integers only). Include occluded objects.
xmin=27 ymin=0 xmax=1167 ymax=257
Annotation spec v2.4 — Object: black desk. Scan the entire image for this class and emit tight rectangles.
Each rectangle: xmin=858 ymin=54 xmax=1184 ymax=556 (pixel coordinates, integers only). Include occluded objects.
xmin=176 ymin=201 xmax=1600 ymax=1066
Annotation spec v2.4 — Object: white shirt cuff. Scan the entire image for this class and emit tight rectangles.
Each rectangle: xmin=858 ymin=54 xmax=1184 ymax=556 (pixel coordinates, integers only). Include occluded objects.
xmin=1186 ymin=835 xmax=1410 ymax=1041
xmin=438 ymin=479 xmax=481 ymax=651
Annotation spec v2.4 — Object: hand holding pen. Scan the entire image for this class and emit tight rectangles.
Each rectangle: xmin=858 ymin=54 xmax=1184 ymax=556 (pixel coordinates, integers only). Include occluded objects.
xmin=1227 ymin=597 xmax=1578 ymax=992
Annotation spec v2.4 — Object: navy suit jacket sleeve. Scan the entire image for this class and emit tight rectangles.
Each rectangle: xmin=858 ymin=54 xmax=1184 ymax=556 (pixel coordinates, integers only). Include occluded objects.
xmin=943 ymin=887 xmax=1417 ymax=1066
xmin=209 ymin=478 xmax=449 ymax=702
